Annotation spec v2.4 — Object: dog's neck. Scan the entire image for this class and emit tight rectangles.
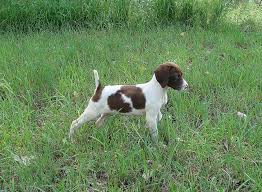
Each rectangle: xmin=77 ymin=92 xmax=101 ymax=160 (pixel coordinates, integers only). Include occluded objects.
xmin=147 ymin=74 xmax=167 ymax=95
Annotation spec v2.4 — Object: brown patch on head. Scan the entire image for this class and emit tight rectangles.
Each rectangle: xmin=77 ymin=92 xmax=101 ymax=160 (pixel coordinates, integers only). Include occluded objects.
xmin=108 ymin=86 xmax=146 ymax=113
xmin=92 ymin=82 xmax=103 ymax=102
xmin=154 ymin=62 xmax=184 ymax=90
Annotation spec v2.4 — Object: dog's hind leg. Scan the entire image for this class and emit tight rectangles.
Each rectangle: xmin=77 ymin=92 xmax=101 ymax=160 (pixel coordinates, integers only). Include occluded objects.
xmin=69 ymin=104 xmax=100 ymax=141
xmin=95 ymin=113 xmax=108 ymax=128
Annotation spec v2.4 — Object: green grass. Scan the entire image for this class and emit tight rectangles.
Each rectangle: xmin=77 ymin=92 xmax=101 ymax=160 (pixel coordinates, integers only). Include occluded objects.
xmin=0 ymin=0 xmax=228 ymax=32
xmin=0 ymin=25 xmax=262 ymax=191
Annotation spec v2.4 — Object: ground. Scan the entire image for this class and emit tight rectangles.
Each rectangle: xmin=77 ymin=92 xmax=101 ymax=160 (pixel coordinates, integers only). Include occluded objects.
xmin=0 ymin=26 xmax=261 ymax=191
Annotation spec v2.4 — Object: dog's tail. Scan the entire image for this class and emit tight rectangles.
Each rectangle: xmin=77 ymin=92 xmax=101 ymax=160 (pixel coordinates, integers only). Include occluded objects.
xmin=93 ymin=70 xmax=100 ymax=88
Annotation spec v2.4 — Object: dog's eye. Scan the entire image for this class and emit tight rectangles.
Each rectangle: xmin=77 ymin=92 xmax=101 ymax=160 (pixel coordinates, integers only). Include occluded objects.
xmin=175 ymin=73 xmax=181 ymax=79
xmin=177 ymin=72 xmax=183 ymax=79
xmin=169 ymin=75 xmax=178 ymax=81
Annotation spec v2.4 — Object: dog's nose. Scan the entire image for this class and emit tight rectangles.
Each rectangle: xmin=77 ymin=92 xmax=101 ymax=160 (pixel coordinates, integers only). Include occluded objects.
xmin=183 ymin=79 xmax=188 ymax=90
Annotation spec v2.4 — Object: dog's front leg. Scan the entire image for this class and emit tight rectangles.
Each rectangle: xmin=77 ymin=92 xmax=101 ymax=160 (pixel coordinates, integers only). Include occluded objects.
xmin=146 ymin=111 xmax=158 ymax=143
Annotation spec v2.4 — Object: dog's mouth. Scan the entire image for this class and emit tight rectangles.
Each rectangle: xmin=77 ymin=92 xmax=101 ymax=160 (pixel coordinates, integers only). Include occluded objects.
xmin=172 ymin=79 xmax=188 ymax=91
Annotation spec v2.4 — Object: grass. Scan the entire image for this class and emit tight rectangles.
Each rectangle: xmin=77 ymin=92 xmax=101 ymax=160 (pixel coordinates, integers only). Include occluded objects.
xmin=0 ymin=0 xmax=228 ymax=32
xmin=0 ymin=24 xmax=261 ymax=191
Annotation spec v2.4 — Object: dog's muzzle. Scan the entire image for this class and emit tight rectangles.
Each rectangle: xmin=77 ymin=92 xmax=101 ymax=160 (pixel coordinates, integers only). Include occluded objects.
xmin=181 ymin=79 xmax=188 ymax=90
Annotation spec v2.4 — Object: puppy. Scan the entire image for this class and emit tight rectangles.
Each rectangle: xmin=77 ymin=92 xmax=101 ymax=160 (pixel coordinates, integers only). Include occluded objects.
xmin=69 ymin=62 xmax=188 ymax=143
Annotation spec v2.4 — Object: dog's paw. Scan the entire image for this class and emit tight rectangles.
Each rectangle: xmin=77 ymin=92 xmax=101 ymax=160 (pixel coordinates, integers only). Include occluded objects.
xmin=68 ymin=130 xmax=75 ymax=143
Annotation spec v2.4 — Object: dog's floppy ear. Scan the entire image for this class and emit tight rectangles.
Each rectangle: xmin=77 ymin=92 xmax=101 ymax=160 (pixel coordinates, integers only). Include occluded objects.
xmin=154 ymin=64 xmax=170 ymax=88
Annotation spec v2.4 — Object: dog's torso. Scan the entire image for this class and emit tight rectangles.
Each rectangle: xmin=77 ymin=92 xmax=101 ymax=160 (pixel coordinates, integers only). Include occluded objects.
xmin=90 ymin=75 xmax=167 ymax=116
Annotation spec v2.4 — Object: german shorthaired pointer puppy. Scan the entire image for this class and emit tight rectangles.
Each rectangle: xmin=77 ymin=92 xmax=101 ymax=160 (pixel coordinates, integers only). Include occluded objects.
xmin=69 ymin=62 xmax=188 ymax=143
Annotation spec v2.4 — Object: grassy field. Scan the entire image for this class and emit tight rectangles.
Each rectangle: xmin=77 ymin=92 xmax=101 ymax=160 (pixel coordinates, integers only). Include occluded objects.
xmin=0 ymin=0 xmax=227 ymax=32
xmin=0 ymin=25 xmax=261 ymax=191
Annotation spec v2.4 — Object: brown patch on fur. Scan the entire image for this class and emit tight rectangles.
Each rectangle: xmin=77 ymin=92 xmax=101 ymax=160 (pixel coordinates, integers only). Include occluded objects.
xmin=154 ymin=62 xmax=184 ymax=90
xmin=108 ymin=92 xmax=132 ymax=113
xmin=120 ymin=86 xmax=146 ymax=109
xmin=107 ymin=86 xmax=146 ymax=113
xmin=92 ymin=82 xmax=103 ymax=102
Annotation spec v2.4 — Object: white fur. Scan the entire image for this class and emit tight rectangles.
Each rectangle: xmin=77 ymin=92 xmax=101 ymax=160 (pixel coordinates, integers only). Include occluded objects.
xmin=69 ymin=72 xmax=188 ymax=143
xmin=181 ymin=79 xmax=188 ymax=90
xmin=93 ymin=70 xmax=99 ymax=88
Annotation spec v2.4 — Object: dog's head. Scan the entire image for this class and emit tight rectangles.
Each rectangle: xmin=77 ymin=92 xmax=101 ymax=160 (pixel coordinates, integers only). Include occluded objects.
xmin=154 ymin=62 xmax=188 ymax=90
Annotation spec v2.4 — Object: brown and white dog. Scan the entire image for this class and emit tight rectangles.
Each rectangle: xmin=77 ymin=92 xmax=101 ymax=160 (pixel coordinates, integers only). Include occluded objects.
xmin=69 ymin=62 xmax=188 ymax=143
